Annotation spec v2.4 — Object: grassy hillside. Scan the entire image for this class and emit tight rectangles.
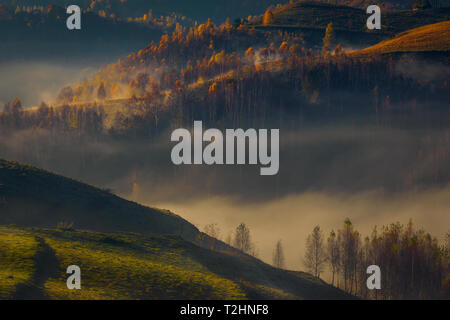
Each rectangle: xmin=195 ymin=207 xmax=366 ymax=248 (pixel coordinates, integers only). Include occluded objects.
xmin=350 ymin=21 xmax=450 ymax=57
xmin=0 ymin=159 xmax=351 ymax=300
xmin=0 ymin=226 xmax=352 ymax=300
xmin=0 ymin=228 xmax=38 ymax=298
xmin=0 ymin=159 xmax=198 ymax=240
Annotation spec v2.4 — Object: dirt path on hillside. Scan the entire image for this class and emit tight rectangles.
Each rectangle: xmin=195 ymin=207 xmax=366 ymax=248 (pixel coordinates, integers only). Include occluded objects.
xmin=11 ymin=236 xmax=60 ymax=300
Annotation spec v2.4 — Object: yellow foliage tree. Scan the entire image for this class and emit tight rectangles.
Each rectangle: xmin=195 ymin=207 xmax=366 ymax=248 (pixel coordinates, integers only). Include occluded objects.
xmin=323 ymin=22 xmax=335 ymax=51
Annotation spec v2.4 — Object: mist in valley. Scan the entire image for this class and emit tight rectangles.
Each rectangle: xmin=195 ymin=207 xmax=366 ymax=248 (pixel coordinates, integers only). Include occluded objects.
xmin=1 ymin=119 xmax=449 ymax=273
xmin=0 ymin=52 xmax=136 ymax=107
xmin=152 ymin=187 xmax=450 ymax=272
xmin=0 ymin=38 xmax=449 ymax=274
xmin=0 ymin=61 xmax=100 ymax=107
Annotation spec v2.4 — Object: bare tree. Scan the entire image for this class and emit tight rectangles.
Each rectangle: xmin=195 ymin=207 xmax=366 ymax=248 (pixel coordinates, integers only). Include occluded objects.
xmin=327 ymin=230 xmax=340 ymax=286
xmin=338 ymin=218 xmax=360 ymax=294
xmin=234 ymin=223 xmax=252 ymax=254
xmin=304 ymin=225 xmax=327 ymax=278
xmin=272 ymin=240 xmax=285 ymax=269
xmin=204 ymin=223 xmax=221 ymax=240
xmin=203 ymin=223 xmax=222 ymax=251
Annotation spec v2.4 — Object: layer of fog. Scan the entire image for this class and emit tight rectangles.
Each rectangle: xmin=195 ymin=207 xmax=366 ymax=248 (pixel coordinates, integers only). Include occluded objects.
xmin=1 ymin=120 xmax=449 ymax=277
xmin=395 ymin=55 xmax=450 ymax=82
xmin=2 ymin=122 xmax=449 ymax=202
xmin=0 ymin=61 xmax=99 ymax=107
xmin=152 ymin=187 xmax=450 ymax=272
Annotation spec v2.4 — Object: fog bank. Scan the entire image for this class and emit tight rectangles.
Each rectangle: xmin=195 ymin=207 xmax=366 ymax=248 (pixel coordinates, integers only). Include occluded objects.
xmin=152 ymin=187 xmax=450 ymax=271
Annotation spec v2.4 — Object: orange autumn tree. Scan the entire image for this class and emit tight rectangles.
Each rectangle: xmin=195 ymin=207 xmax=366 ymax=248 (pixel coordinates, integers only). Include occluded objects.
xmin=263 ymin=8 xmax=274 ymax=26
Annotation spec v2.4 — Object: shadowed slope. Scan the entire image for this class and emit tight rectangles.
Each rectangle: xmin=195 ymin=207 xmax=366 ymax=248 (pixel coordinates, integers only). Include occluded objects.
xmin=0 ymin=159 xmax=198 ymax=240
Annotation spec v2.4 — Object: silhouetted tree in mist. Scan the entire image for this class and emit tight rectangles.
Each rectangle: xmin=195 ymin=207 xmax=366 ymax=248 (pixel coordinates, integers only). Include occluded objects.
xmin=304 ymin=225 xmax=327 ymax=278
xmin=234 ymin=223 xmax=253 ymax=254
xmin=272 ymin=239 xmax=285 ymax=269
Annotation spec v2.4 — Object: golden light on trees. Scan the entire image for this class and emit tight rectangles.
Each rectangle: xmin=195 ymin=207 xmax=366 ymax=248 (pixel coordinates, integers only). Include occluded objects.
xmin=263 ymin=8 xmax=274 ymax=26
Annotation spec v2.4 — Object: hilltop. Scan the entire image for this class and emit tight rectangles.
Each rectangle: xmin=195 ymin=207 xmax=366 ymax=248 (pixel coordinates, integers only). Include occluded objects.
xmin=0 ymin=159 xmax=198 ymax=240
xmin=350 ymin=21 xmax=450 ymax=57
xmin=249 ymin=2 xmax=450 ymax=33
xmin=244 ymin=2 xmax=450 ymax=46
xmin=336 ymin=0 xmax=450 ymax=10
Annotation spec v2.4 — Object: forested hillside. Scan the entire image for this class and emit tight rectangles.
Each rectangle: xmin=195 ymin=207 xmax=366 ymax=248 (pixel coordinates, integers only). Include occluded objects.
xmin=300 ymin=219 xmax=450 ymax=299
xmin=23 ymin=20 xmax=448 ymax=129
xmin=1 ymin=19 xmax=449 ymax=195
